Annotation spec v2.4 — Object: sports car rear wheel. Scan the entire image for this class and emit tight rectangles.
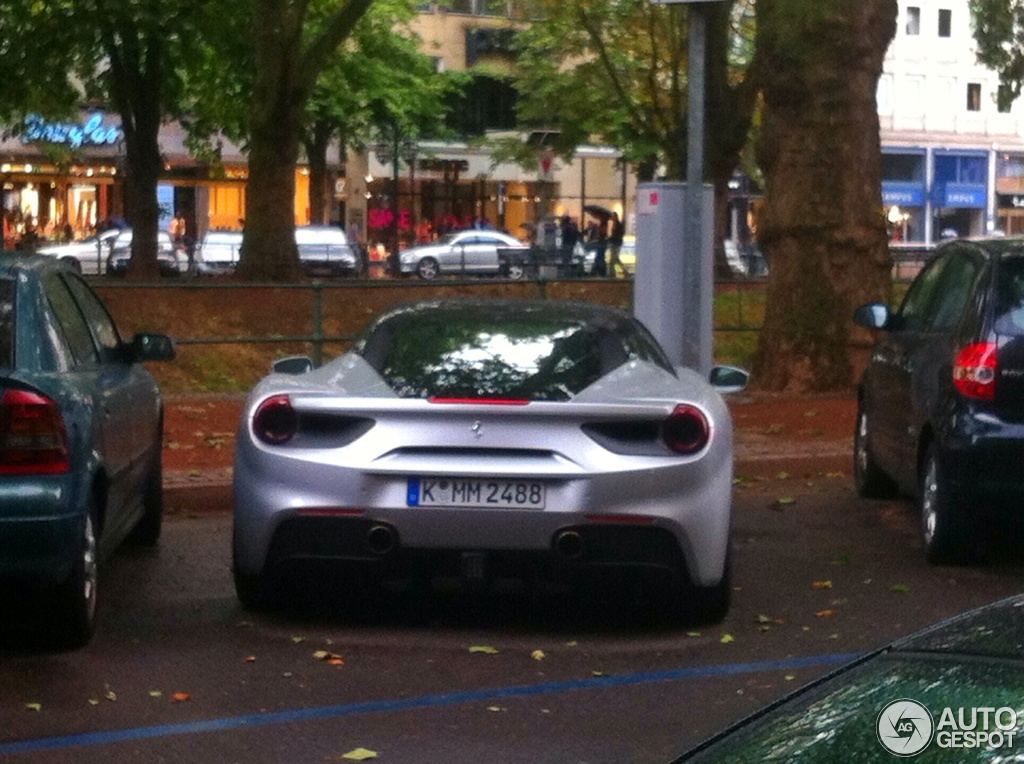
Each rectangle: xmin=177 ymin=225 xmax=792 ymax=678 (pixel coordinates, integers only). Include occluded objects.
xmin=51 ymin=503 xmax=99 ymax=649
xmin=681 ymin=547 xmax=732 ymax=625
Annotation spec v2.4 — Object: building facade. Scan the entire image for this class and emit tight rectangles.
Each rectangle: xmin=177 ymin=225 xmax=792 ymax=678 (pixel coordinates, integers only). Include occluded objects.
xmin=879 ymin=0 xmax=1024 ymax=249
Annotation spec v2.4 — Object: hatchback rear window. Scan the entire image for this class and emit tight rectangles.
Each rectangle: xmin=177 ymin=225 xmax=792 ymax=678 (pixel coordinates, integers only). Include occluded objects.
xmin=360 ymin=312 xmax=627 ymax=401
xmin=994 ymin=255 xmax=1024 ymax=336
xmin=0 ymin=278 xmax=12 ymax=368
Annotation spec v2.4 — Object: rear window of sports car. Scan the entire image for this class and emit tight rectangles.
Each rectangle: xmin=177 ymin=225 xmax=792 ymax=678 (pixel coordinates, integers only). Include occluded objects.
xmin=358 ymin=312 xmax=659 ymax=401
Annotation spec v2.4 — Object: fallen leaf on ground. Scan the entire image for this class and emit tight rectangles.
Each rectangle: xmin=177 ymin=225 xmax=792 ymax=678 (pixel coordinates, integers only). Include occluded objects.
xmin=815 ymin=610 xmax=837 ymax=618
xmin=811 ymin=580 xmax=832 ymax=589
xmin=469 ymin=645 xmax=500 ymax=655
xmin=720 ymin=634 xmax=735 ymax=644
xmin=24 ymin=703 xmax=41 ymax=712
xmin=531 ymin=650 xmax=546 ymax=661
xmin=487 ymin=706 xmax=506 ymax=713
xmin=890 ymin=584 xmax=909 ymax=593
xmin=341 ymin=748 xmax=378 ymax=761
xmin=170 ymin=692 xmax=191 ymax=703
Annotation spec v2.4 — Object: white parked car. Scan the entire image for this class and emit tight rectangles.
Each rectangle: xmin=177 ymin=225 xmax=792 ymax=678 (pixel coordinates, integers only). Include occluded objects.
xmin=195 ymin=230 xmax=243 ymax=275
xmin=38 ymin=229 xmax=182 ymax=276
xmin=398 ymin=229 xmax=530 ymax=280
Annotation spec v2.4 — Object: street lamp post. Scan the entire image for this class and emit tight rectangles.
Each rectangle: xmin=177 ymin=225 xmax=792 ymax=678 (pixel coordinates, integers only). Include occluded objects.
xmin=374 ymin=131 xmax=417 ymax=272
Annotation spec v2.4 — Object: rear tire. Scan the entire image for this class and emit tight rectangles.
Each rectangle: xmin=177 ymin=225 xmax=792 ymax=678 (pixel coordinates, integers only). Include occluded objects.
xmin=130 ymin=445 xmax=163 ymax=545
xmin=50 ymin=503 xmax=99 ymax=649
xmin=853 ymin=403 xmax=897 ymax=498
xmin=681 ymin=547 xmax=732 ymax=625
xmin=920 ymin=442 xmax=973 ymax=565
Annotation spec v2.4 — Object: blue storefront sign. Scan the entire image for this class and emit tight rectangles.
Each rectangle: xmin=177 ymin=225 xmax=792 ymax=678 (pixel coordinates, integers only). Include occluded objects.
xmin=939 ymin=182 xmax=987 ymax=208
xmin=21 ymin=113 xmax=122 ymax=149
xmin=882 ymin=181 xmax=925 ymax=207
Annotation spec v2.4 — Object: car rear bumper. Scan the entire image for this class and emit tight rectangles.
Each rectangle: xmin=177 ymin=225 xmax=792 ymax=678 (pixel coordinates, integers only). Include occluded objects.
xmin=233 ymin=443 xmax=734 ymax=588
xmin=255 ymin=515 xmax=691 ymax=587
xmin=0 ymin=482 xmax=81 ymax=580
xmin=942 ymin=417 xmax=1024 ymax=506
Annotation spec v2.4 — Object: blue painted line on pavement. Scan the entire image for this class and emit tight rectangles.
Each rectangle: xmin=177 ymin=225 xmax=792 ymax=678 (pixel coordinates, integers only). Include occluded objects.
xmin=0 ymin=651 xmax=860 ymax=755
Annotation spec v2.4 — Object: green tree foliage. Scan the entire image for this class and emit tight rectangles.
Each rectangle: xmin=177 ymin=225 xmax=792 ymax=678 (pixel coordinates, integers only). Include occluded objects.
xmin=510 ymin=0 xmax=756 ymax=183
xmin=971 ymin=0 xmax=1024 ymax=110
xmin=0 ymin=0 xmax=204 ymax=278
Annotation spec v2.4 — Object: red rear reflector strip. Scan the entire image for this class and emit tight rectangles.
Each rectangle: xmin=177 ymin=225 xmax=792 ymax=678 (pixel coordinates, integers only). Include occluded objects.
xmin=584 ymin=514 xmax=656 ymax=525
xmin=295 ymin=508 xmax=366 ymax=517
xmin=428 ymin=397 xmax=529 ymax=405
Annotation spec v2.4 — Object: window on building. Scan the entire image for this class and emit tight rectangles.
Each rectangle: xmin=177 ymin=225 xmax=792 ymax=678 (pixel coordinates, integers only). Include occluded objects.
xmin=939 ymin=8 xmax=952 ymax=37
xmin=446 ymin=75 xmax=518 ymax=137
xmin=906 ymin=6 xmax=921 ymax=35
xmin=967 ymin=83 xmax=982 ymax=112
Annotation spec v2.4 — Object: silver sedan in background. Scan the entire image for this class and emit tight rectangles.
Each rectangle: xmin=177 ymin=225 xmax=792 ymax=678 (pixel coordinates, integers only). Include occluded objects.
xmin=232 ymin=298 xmax=747 ymax=622
xmin=398 ymin=230 xmax=530 ymax=279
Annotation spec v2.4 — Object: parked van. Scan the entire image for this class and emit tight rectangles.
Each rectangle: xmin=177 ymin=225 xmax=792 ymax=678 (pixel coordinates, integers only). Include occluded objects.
xmin=194 ymin=226 xmax=357 ymax=277
xmin=295 ymin=225 xmax=356 ymax=277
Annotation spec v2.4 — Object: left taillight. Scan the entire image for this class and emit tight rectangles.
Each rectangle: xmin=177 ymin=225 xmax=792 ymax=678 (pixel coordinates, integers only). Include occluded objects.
xmin=252 ymin=394 xmax=298 ymax=444
xmin=0 ymin=389 xmax=70 ymax=474
xmin=662 ymin=404 xmax=711 ymax=455
xmin=953 ymin=342 xmax=998 ymax=401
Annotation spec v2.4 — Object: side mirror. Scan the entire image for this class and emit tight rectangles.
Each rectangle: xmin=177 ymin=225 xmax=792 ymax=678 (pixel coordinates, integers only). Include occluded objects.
xmin=273 ymin=356 xmax=314 ymax=375
xmin=853 ymin=302 xmax=892 ymax=330
xmin=130 ymin=333 xmax=175 ymax=362
xmin=709 ymin=365 xmax=749 ymax=395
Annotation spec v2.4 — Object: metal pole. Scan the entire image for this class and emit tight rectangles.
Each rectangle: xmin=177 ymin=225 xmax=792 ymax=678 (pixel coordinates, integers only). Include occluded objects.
xmin=684 ymin=4 xmax=710 ymax=375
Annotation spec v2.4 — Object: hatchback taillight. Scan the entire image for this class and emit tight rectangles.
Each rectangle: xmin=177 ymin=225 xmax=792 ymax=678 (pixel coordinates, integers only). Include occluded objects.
xmin=662 ymin=404 xmax=711 ymax=454
xmin=253 ymin=395 xmax=298 ymax=444
xmin=0 ymin=389 xmax=70 ymax=474
xmin=953 ymin=343 xmax=998 ymax=400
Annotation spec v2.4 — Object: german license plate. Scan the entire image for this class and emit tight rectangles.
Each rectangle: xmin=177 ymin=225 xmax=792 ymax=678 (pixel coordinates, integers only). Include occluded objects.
xmin=407 ymin=477 xmax=546 ymax=509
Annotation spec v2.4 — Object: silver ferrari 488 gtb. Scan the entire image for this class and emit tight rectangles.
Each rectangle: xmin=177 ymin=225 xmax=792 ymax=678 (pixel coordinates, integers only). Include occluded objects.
xmin=232 ymin=298 xmax=747 ymax=622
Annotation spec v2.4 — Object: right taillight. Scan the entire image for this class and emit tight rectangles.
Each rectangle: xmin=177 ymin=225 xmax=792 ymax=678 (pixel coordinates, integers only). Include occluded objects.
xmin=662 ymin=404 xmax=711 ymax=455
xmin=253 ymin=394 xmax=298 ymax=444
xmin=953 ymin=342 xmax=998 ymax=400
xmin=0 ymin=389 xmax=70 ymax=474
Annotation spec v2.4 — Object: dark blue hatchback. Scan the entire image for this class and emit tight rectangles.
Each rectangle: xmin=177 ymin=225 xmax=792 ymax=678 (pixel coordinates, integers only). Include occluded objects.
xmin=854 ymin=238 xmax=1024 ymax=564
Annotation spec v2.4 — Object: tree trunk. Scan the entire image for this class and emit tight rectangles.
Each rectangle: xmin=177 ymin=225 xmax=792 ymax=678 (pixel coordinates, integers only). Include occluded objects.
xmin=238 ymin=2 xmax=304 ymax=281
xmin=751 ymin=0 xmax=897 ymax=393
xmin=304 ymin=123 xmax=333 ymax=225
xmin=122 ymin=114 xmax=163 ymax=281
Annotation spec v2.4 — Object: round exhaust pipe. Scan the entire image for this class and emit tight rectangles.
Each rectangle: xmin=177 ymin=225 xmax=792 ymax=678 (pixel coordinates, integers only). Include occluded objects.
xmin=366 ymin=525 xmax=396 ymax=555
xmin=554 ymin=530 xmax=585 ymax=561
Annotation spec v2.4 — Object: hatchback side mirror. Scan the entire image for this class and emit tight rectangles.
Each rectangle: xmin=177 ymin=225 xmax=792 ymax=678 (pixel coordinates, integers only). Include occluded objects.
xmin=853 ymin=302 xmax=892 ymax=330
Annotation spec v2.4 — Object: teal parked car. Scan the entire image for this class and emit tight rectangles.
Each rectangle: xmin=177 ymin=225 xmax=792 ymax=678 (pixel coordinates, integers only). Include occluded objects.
xmin=0 ymin=254 xmax=174 ymax=648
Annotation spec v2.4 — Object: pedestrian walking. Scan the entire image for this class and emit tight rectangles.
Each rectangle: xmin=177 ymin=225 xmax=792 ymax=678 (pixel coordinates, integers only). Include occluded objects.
xmin=607 ymin=211 xmax=625 ymax=278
